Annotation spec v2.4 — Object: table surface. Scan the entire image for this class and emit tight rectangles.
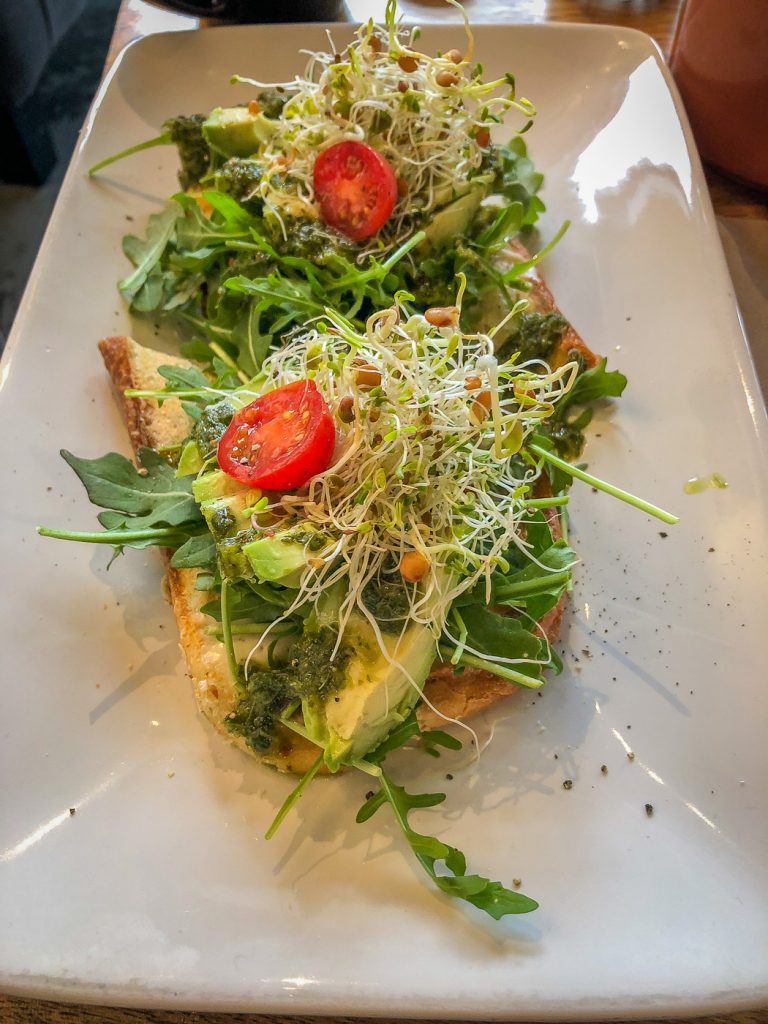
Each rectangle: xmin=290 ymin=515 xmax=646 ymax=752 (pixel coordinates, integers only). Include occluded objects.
xmin=2 ymin=1 xmax=766 ymax=1022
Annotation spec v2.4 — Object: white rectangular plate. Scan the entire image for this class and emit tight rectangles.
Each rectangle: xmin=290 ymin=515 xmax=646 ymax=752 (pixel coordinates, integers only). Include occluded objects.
xmin=1 ymin=21 xmax=767 ymax=1019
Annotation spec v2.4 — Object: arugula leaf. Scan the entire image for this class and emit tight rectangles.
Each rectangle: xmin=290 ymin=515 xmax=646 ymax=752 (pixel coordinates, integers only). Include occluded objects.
xmin=38 ymin=448 xmax=206 ymax=558
xmin=348 ymin=712 xmax=538 ymax=919
xmin=420 ymin=728 xmax=463 ymax=758
xmin=357 ymin=770 xmax=537 ymax=919
xmin=558 ymin=357 xmax=627 ymax=411
xmin=59 ymin=448 xmax=200 ymax=530
xmin=454 ymin=606 xmax=546 ymax=682
xmin=201 ymin=189 xmax=254 ymax=229
xmin=170 ymin=534 xmax=217 ymax=570
xmin=119 ymin=206 xmax=178 ymax=304
xmin=230 ymin=301 xmax=273 ymax=375
xmin=363 ymin=712 xmax=463 ymax=765
xmin=199 ymin=584 xmax=285 ymax=623
xmin=489 ymin=138 xmax=545 ymax=228
xmin=264 ymin=752 xmax=325 ymax=840
xmin=158 ymin=363 xmax=211 ymax=392
xmin=493 ymin=539 xmax=576 ymax=619
xmin=172 ymin=192 xmax=250 ymax=250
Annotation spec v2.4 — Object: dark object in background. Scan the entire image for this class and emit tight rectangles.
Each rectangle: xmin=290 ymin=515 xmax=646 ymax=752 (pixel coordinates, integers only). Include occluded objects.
xmin=669 ymin=0 xmax=768 ymax=189
xmin=0 ymin=0 xmax=121 ymax=345
xmin=0 ymin=0 xmax=87 ymax=182
xmin=155 ymin=0 xmax=345 ymax=21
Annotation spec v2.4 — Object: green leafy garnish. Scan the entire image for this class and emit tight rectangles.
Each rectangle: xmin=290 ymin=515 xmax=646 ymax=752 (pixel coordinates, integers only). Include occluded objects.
xmin=354 ymin=714 xmax=537 ymax=919
xmin=358 ymin=770 xmax=537 ymax=918
xmin=36 ymin=448 xmax=205 ymax=556
xmin=528 ymin=442 xmax=679 ymax=524
xmin=558 ymin=357 xmax=627 ymax=410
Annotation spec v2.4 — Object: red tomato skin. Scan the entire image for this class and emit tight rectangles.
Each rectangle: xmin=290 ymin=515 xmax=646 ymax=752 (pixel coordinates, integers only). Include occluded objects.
xmin=217 ymin=380 xmax=335 ymax=491
xmin=313 ymin=140 xmax=397 ymax=241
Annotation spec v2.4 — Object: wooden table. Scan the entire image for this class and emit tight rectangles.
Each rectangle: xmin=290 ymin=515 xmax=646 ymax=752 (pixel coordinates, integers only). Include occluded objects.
xmin=1 ymin=2 xmax=765 ymax=1022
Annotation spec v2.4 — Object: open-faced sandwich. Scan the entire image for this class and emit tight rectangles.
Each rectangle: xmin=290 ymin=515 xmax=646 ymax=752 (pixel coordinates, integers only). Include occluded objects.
xmin=39 ymin=4 xmax=676 ymax=920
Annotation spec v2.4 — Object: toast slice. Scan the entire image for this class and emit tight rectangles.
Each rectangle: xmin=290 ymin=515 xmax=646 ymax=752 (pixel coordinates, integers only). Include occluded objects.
xmin=98 ymin=248 xmax=591 ymax=769
xmin=98 ymin=333 xmax=569 ymax=764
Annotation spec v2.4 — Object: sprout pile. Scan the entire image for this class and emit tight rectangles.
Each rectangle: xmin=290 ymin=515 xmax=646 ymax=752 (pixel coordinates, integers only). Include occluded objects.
xmin=232 ymin=0 xmax=535 ymax=252
xmin=233 ymin=288 xmax=577 ymax=679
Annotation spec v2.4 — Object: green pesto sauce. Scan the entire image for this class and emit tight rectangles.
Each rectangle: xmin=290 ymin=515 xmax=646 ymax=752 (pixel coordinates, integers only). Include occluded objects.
xmin=546 ymin=421 xmax=586 ymax=462
xmin=362 ymin=577 xmax=412 ymax=633
xmin=217 ymin=529 xmax=258 ymax=578
xmin=209 ymin=506 xmax=237 ymax=539
xmin=163 ymin=113 xmax=208 ymax=190
xmin=192 ymin=399 xmax=235 ymax=459
xmin=280 ymin=528 xmax=326 ymax=551
xmin=274 ymin=219 xmax=357 ymax=263
xmin=216 ymin=158 xmax=263 ymax=203
xmin=258 ymin=89 xmax=289 ymax=120
xmin=509 ymin=311 xmax=568 ymax=362
xmin=225 ymin=627 xmax=352 ymax=753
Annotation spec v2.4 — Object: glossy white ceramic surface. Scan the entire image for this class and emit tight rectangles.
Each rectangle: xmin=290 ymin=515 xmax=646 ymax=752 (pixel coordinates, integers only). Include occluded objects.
xmin=1 ymin=23 xmax=767 ymax=1018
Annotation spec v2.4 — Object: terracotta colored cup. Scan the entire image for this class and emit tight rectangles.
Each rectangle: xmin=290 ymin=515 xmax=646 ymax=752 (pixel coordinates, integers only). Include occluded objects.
xmin=668 ymin=0 xmax=768 ymax=189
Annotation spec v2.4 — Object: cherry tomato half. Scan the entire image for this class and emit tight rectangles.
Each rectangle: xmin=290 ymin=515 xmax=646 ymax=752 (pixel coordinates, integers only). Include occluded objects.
xmin=313 ymin=140 xmax=397 ymax=241
xmin=217 ymin=380 xmax=335 ymax=491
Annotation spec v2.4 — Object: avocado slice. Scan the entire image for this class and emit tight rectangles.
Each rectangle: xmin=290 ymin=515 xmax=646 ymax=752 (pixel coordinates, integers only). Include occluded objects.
xmin=191 ymin=470 xmax=262 ymax=578
xmin=176 ymin=439 xmax=204 ymax=477
xmin=420 ymin=186 xmax=484 ymax=253
xmin=202 ymin=107 xmax=277 ymax=158
xmin=192 ymin=468 xmax=253 ymax=504
xmin=244 ymin=525 xmax=329 ymax=587
xmin=300 ymin=612 xmax=437 ymax=771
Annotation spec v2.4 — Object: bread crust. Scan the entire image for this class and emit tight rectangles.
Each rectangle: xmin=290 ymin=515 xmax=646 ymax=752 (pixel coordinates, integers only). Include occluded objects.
xmin=99 ymin=245 xmax=591 ymax=768
xmin=98 ymin=335 xmax=325 ymax=774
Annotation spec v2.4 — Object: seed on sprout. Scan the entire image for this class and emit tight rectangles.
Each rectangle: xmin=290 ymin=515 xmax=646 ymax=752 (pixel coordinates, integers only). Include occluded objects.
xmin=471 ymin=390 xmax=492 ymax=422
xmin=308 ymin=557 xmax=325 ymax=570
xmin=444 ymin=48 xmax=464 ymax=65
xmin=368 ymin=35 xmax=382 ymax=53
xmin=397 ymin=53 xmax=419 ymax=73
xmin=367 ymin=406 xmax=381 ymax=423
xmin=464 ymin=375 xmax=482 ymax=391
xmin=425 ymin=305 xmax=459 ymax=327
xmin=475 ymin=127 xmax=491 ymax=147
xmin=397 ymin=177 xmax=409 ymax=197
xmin=397 ymin=80 xmax=409 ymax=93
xmin=352 ymin=359 xmax=382 ymax=389
xmin=400 ymin=550 xmax=429 ymax=582
xmin=248 ymin=99 xmax=261 ymax=115
xmin=436 ymin=70 xmax=459 ymax=88
xmin=338 ymin=396 xmax=355 ymax=423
